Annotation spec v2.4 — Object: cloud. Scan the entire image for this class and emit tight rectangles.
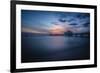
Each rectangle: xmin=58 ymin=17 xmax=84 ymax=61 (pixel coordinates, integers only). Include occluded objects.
xmin=22 ymin=27 xmax=48 ymax=34
xmin=69 ymin=23 xmax=78 ymax=25
xmin=76 ymin=13 xmax=90 ymax=19
xmin=82 ymin=22 xmax=90 ymax=27
xmin=59 ymin=18 xmax=67 ymax=23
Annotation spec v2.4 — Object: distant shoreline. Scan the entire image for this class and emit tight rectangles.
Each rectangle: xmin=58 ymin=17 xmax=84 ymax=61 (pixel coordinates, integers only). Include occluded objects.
xmin=22 ymin=32 xmax=90 ymax=38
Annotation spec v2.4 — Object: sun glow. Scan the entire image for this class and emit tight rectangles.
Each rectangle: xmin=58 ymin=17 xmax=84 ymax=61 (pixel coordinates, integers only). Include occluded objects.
xmin=50 ymin=25 xmax=65 ymax=35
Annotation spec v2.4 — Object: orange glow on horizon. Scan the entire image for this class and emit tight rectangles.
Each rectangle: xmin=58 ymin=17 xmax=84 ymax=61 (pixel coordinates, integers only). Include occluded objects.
xmin=50 ymin=25 xmax=65 ymax=34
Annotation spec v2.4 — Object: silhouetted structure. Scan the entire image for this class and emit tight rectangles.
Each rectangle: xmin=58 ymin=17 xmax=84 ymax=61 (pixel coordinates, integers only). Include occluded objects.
xmin=22 ymin=31 xmax=90 ymax=37
xmin=64 ymin=31 xmax=73 ymax=36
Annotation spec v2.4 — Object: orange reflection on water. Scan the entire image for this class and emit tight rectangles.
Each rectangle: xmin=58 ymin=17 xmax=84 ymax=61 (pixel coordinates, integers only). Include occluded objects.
xmin=45 ymin=36 xmax=66 ymax=50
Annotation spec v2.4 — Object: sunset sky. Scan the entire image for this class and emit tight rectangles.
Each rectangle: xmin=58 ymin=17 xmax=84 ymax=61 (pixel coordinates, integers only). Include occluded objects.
xmin=21 ymin=10 xmax=90 ymax=34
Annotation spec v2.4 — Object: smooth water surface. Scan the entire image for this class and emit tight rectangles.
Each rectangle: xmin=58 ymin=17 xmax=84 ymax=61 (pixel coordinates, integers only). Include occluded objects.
xmin=22 ymin=36 xmax=90 ymax=63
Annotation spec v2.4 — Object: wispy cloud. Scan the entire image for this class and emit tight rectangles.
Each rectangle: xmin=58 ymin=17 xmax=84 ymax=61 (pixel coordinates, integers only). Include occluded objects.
xmin=22 ymin=27 xmax=48 ymax=34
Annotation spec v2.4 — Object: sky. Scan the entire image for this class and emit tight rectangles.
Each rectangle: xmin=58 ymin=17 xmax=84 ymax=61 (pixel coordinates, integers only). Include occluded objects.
xmin=21 ymin=10 xmax=90 ymax=34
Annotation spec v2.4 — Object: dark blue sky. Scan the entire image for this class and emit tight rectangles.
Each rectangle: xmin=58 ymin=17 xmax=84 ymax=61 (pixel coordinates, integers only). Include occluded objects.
xmin=21 ymin=10 xmax=90 ymax=34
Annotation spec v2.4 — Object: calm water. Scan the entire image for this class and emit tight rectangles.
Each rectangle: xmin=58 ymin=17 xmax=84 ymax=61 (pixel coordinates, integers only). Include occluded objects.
xmin=21 ymin=36 xmax=90 ymax=63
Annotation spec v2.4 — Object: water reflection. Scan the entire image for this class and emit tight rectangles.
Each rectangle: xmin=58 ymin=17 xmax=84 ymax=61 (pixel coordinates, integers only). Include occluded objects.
xmin=42 ymin=36 xmax=66 ymax=50
xmin=22 ymin=36 xmax=90 ymax=62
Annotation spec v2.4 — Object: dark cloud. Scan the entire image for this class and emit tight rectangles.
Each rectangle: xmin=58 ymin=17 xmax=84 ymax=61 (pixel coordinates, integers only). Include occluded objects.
xmin=82 ymin=22 xmax=90 ymax=27
xmin=69 ymin=23 xmax=78 ymax=25
xmin=59 ymin=18 xmax=67 ymax=23
xmin=67 ymin=18 xmax=76 ymax=22
xmin=76 ymin=13 xmax=90 ymax=19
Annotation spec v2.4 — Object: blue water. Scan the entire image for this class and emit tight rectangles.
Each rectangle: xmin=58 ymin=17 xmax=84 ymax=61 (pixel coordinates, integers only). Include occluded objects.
xmin=21 ymin=36 xmax=90 ymax=63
